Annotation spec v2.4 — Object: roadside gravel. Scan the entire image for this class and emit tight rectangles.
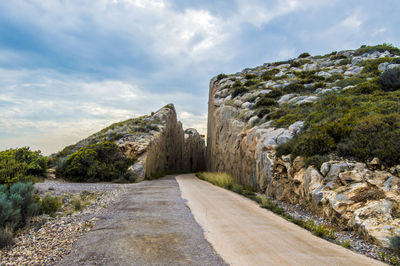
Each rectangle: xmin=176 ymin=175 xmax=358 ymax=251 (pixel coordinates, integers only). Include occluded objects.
xmin=0 ymin=181 xmax=128 ymax=265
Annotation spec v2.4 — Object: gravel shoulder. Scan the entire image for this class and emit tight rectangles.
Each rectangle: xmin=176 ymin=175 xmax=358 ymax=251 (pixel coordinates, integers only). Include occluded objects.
xmin=58 ymin=175 xmax=226 ymax=265
xmin=176 ymin=173 xmax=385 ymax=266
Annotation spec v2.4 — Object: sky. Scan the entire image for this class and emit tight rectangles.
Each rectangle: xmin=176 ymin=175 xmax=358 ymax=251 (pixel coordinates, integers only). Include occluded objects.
xmin=0 ymin=0 xmax=399 ymax=155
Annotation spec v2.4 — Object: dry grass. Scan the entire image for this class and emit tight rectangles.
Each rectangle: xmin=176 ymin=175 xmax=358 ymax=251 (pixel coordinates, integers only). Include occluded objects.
xmin=196 ymin=172 xmax=237 ymax=190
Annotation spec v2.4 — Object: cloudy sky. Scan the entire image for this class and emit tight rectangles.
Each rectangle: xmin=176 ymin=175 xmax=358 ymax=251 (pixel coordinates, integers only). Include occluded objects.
xmin=0 ymin=0 xmax=399 ymax=155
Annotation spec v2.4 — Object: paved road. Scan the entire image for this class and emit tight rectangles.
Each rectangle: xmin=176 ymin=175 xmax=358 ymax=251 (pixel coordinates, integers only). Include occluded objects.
xmin=58 ymin=176 xmax=226 ymax=266
xmin=176 ymin=174 xmax=384 ymax=266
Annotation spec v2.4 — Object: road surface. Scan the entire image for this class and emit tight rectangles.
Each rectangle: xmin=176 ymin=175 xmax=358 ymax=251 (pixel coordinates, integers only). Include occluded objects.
xmin=58 ymin=176 xmax=226 ymax=265
xmin=176 ymin=173 xmax=383 ymax=266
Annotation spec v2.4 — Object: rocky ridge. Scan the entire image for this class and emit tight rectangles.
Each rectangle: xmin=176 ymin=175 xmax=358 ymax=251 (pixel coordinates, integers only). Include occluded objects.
xmin=55 ymin=104 xmax=205 ymax=181
xmin=206 ymin=46 xmax=400 ymax=248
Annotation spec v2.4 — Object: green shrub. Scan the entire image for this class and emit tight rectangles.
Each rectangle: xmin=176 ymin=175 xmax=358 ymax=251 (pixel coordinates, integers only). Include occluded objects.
xmin=244 ymin=73 xmax=257 ymax=79
xmin=0 ymin=182 xmax=40 ymax=230
xmin=379 ymin=67 xmax=400 ymax=91
xmin=361 ymin=57 xmax=394 ymax=76
xmin=298 ymin=52 xmax=311 ymax=58
xmin=296 ymin=71 xmax=325 ymax=84
xmin=326 ymin=73 xmax=344 ymax=83
xmin=338 ymin=58 xmax=351 ymax=66
xmin=276 ymin=89 xmax=400 ymax=166
xmin=40 ymin=193 xmax=62 ymax=216
xmin=216 ymin=73 xmax=228 ymax=81
xmin=352 ymin=79 xmax=381 ymax=94
xmin=232 ymin=184 xmax=243 ymax=194
xmin=335 ymin=75 xmax=365 ymax=88
xmin=338 ymin=114 xmax=400 ymax=166
xmin=0 ymin=226 xmax=14 ymax=249
xmin=261 ymin=69 xmax=280 ymax=81
xmin=331 ymin=54 xmax=348 ymax=60
xmin=244 ymin=79 xmax=257 ymax=87
xmin=267 ymin=89 xmax=284 ymax=99
xmin=72 ymin=197 xmax=83 ymax=212
xmin=304 ymin=155 xmax=329 ymax=169
xmin=283 ymin=83 xmax=307 ymax=93
xmin=391 ymin=236 xmax=400 ymax=254
xmin=260 ymin=198 xmax=285 ymax=215
xmin=9 ymin=182 xmax=40 ymax=225
xmin=232 ymin=86 xmax=249 ymax=98
xmin=341 ymin=240 xmax=351 ymax=249
xmin=255 ymin=96 xmax=278 ymax=108
xmin=355 ymin=43 xmax=400 ymax=56
xmin=56 ymin=142 xmax=135 ymax=182
xmin=0 ymin=147 xmax=47 ymax=186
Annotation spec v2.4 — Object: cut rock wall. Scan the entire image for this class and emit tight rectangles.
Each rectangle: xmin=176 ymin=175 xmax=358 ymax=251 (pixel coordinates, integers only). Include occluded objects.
xmin=120 ymin=105 xmax=205 ymax=180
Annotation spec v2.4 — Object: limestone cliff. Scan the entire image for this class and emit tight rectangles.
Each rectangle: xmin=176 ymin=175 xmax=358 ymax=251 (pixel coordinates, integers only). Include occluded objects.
xmin=207 ymin=45 xmax=400 ymax=248
xmin=55 ymin=104 xmax=205 ymax=181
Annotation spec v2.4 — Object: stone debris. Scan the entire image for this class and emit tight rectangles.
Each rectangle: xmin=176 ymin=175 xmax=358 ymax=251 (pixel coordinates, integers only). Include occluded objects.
xmin=0 ymin=185 xmax=126 ymax=265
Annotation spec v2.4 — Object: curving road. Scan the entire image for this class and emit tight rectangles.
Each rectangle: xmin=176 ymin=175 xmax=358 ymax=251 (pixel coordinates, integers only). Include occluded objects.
xmin=176 ymin=173 xmax=384 ymax=266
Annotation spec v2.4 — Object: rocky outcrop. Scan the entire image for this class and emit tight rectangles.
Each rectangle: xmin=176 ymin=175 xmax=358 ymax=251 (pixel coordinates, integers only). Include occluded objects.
xmin=56 ymin=104 xmax=205 ymax=181
xmin=206 ymin=47 xmax=400 ymax=248
xmin=119 ymin=105 xmax=205 ymax=180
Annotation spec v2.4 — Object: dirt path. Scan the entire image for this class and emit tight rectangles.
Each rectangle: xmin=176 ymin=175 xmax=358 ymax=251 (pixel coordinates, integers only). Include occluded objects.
xmin=176 ymin=174 xmax=384 ymax=266
xmin=58 ymin=176 xmax=226 ymax=265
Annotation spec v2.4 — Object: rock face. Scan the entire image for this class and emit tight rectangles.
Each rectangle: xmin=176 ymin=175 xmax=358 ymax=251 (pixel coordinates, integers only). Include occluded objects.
xmin=206 ymin=48 xmax=400 ymax=248
xmin=57 ymin=104 xmax=205 ymax=181
xmin=130 ymin=106 xmax=206 ymax=180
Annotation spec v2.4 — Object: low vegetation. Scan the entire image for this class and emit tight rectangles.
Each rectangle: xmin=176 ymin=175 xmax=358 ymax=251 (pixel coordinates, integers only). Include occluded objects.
xmin=0 ymin=147 xmax=48 ymax=186
xmin=56 ymin=141 xmax=135 ymax=183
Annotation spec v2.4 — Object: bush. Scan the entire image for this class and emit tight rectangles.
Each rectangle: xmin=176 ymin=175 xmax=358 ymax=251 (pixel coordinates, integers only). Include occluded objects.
xmin=267 ymin=89 xmax=284 ymax=99
xmin=338 ymin=58 xmax=351 ymax=66
xmin=0 ymin=147 xmax=48 ymax=186
xmin=255 ymin=96 xmax=278 ymax=108
xmin=298 ymin=52 xmax=311 ymax=58
xmin=304 ymin=155 xmax=329 ymax=169
xmin=379 ymin=67 xmax=400 ymax=91
xmin=56 ymin=142 xmax=135 ymax=182
xmin=274 ymin=89 xmax=400 ymax=166
xmin=40 ymin=193 xmax=62 ymax=216
xmin=9 ymin=182 xmax=40 ymax=226
xmin=283 ymin=83 xmax=307 ymax=93
xmin=72 ymin=197 xmax=83 ymax=212
xmin=244 ymin=79 xmax=257 ymax=87
xmin=331 ymin=54 xmax=348 ymax=60
xmin=0 ymin=182 xmax=40 ymax=230
xmin=261 ymin=69 xmax=280 ymax=81
xmin=244 ymin=73 xmax=257 ymax=79
xmin=391 ymin=236 xmax=400 ymax=254
xmin=0 ymin=226 xmax=14 ymax=249
xmin=341 ymin=240 xmax=351 ymax=249
xmin=361 ymin=57 xmax=393 ymax=76
xmin=232 ymin=86 xmax=249 ymax=98
xmin=355 ymin=43 xmax=400 ymax=56
xmin=216 ymin=73 xmax=228 ymax=81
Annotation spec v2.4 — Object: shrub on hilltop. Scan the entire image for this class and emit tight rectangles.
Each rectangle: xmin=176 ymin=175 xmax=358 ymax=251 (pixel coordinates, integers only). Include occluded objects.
xmin=56 ymin=141 xmax=135 ymax=183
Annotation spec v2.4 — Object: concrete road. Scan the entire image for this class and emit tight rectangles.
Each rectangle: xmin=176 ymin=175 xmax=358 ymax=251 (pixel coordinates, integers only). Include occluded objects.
xmin=58 ymin=176 xmax=226 ymax=266
xmin=176 ymin=174 xmax=384 ymax=266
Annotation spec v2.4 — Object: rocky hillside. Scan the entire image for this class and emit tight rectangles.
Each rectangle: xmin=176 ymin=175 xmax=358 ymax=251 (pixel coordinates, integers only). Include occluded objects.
xmin=53 ymin=104 xmax=205 ymax=180
xmin=206 ymin=44 xmax=400 ymax=248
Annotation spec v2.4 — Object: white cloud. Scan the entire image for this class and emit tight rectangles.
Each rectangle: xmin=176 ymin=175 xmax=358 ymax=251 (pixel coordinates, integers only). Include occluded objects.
xmin=0 ymin=68 xmax=208 ymax=154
